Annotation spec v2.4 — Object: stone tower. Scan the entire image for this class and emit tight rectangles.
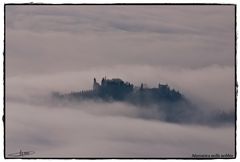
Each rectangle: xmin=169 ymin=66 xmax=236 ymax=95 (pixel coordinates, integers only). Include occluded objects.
xmin=93 ymin=78 xmax=100 ymax=90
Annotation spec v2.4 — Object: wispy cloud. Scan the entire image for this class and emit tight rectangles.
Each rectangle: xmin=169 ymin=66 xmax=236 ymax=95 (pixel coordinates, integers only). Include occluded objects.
xmin=6 ymin=101 xmax=235 ymax=158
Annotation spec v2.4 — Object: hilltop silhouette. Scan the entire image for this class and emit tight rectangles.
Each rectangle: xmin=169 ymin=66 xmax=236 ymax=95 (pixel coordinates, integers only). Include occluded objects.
xmin=53 ymin=77 xmax=185 ymax=104
xmin=52 ymin=77 xmax=234 ymax=125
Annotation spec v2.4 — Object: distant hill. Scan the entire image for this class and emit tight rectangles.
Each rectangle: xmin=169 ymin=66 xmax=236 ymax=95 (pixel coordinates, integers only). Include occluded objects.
xmin=53 ymin=77 xmax=185 ymax=103
xmin=52 ymin=77 xmax=234 ymax=126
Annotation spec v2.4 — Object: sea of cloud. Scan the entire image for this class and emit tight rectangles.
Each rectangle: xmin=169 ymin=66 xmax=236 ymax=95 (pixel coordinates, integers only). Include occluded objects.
xmin=5 ymin=5 xmax=235 ymax=158
xmin=6 ymin=64 xmax=235 ymax=158
xmin=6 ymin=99 xmax=235 ymax=158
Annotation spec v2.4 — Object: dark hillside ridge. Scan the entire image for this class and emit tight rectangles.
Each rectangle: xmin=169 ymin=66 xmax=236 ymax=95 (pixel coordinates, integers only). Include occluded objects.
xmin=53 ymin=77 xmax=185 ymax=104
xmin=52 ymin=77 xmax=234 ymax=126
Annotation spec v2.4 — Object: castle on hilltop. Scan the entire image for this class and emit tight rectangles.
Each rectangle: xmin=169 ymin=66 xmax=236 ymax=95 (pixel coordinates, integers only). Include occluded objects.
xmin=52 ymin=77 xmax=184 ymax=104
xmin=89 ymin=77 xmax=183 ymax=102
xmin=92 ymin=77 xmax=134 ymax=100
xmin=51 ymin=77 xmax=235 ymax=125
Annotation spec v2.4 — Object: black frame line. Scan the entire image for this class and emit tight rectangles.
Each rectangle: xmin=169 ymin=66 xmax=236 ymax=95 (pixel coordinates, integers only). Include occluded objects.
xmin=3 ymin=3 xmax=237 ymax=159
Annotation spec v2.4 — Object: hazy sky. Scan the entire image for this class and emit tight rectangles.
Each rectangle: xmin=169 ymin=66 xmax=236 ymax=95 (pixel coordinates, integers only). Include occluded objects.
xmin=6 ymin=5 xmax=234 ymax=75
xmin=5 ymin=5 xmax=235 ymax=158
